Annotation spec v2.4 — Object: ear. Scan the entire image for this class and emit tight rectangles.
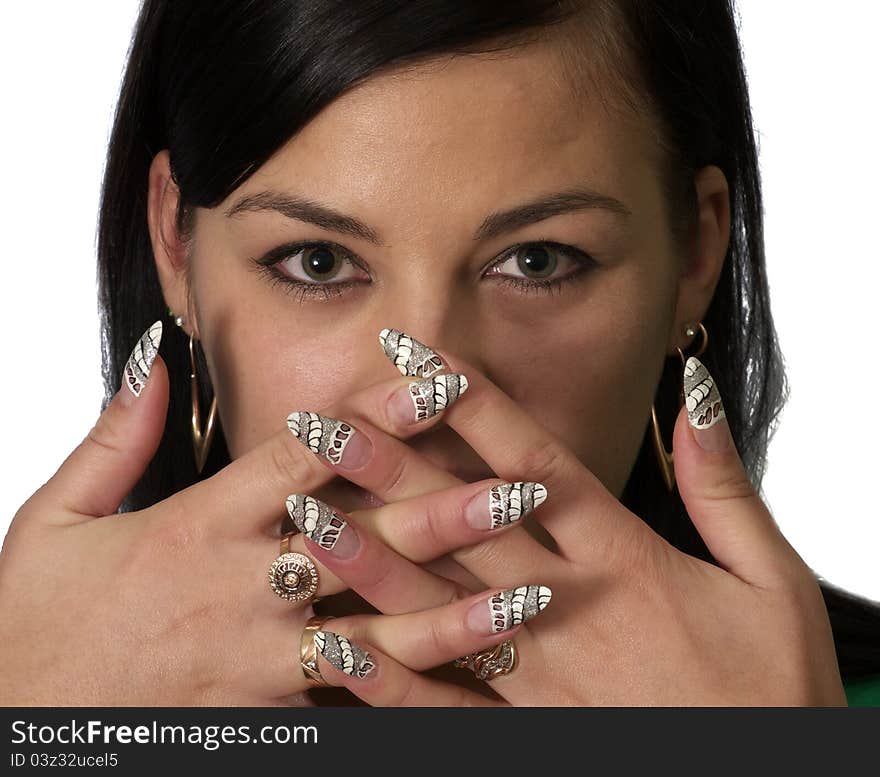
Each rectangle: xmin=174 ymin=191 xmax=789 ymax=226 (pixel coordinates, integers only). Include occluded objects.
xmin=668 ymin=164 xmax=731 ymax=352
xmin=147 ymin=150 xmax=199 ymax=338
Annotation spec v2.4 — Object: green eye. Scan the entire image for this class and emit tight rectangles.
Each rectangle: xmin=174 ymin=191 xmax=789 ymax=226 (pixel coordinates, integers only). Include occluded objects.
xmin=486 ymin=241 xmax=596 ymax=291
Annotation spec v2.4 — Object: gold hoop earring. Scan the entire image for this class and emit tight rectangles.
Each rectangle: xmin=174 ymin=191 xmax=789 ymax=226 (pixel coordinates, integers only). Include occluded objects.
xmin=171 ymin=310 xmax=219 ymax=475
xmin=650 ymin=322 xmax=708 ymax=492
xmin=189 ymin=332 xmax=218 ymax=475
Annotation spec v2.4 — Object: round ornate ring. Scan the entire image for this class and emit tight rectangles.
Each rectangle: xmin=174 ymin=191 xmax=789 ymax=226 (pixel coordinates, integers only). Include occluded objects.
xmin=268 ymin=551 xmax=320 ymax=602
xmin=454 ymin=639 xmax=517 ymax=680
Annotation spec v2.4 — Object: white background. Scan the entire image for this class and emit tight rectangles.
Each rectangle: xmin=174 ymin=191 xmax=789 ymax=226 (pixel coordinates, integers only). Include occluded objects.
xmin=1 ymin=3 xmax=877 ymax=600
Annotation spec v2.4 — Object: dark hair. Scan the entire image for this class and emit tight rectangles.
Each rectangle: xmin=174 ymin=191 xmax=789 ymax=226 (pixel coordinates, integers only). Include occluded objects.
xmin=97 ymin=0 xmax=879 ymax=682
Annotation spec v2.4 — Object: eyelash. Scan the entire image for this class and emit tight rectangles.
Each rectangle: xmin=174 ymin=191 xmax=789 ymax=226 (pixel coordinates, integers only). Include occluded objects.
xmin=251 ymin=239 xmax=597 ymax=303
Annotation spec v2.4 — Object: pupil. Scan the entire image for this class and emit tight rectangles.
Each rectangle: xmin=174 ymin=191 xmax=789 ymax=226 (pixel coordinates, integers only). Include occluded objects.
xmin=304 ymin=247 xmax=338 ymax=279
xmin=518 ymin=246 xmax=556 ymax=278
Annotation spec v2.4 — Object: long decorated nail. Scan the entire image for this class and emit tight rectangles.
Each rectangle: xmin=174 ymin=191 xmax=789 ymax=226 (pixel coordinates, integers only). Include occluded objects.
xmin=465 ymin=481 xmax=548 ymax=530
xmin=388 ymin=374 xmax=468 ymax=425
xmin=378 ymin=328 xmax=446 ymax=377
xmin=287 ymin=411 xmax=372 ymax=470
xmin=467 ymin=585 xmax=552 ymax=634
xmin=314 ymin=630 xmax=375 ymax=678
xmin=683 ymin=356 xmax=731 ymax=452
xmin=123 ymin=320 xmax=163 ymax=397
xmin=285 ymin=494 xmax=356 ymax=556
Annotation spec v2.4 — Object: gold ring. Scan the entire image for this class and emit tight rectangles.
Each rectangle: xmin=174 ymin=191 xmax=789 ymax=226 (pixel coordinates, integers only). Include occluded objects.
xmin=268 ymin=536 xmax=320 ymax=602
xmin=301 ymin=615 xmax=335 ymax=687
xmin=454 ymin=639 xmax=517 ymax=680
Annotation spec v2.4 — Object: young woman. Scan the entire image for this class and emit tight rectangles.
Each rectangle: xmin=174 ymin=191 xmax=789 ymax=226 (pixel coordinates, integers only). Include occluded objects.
xmin=1 ymin=0 xmax=877 ymax=706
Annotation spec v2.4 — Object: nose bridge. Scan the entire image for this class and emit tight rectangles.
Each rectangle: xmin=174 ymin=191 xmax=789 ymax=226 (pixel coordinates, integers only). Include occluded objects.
xmin=379 ymin=247 xmax=479 ymax=367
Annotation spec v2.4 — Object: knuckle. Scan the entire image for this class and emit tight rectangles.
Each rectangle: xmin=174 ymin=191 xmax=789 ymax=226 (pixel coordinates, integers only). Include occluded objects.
xmin=141 ymin=495 xmax=207 ymax=558
xmin=774 ymin=557 xmax=823 ymax=603
xmin=699 ymin=465 xmax=757 ymax=504
xmin=377 ymin=453 xmax=409 ymax=501
xmin=388 ymin=673 xmax=420 ymax=707
xmin=86 ymin=415 xmax=127 ymax=459
xmin=417 ymin=498 xmax=449 ymax=559
xmin=507 ymin=436 xmax=568 ymax=484
xmin=422 ymin=613 xmax=455 ymax=658
xmin=269 ymin=433 xmax=313 ymax=489
xmin=326 ymin=615 xmax=368 ymax=643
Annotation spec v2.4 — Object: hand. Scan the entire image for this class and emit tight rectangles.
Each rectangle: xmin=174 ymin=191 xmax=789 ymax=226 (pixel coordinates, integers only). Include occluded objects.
xmin=299 ymin=338 xmax=847 ymax=706
xmin=0 ymin=323 xmax=516 ymax=705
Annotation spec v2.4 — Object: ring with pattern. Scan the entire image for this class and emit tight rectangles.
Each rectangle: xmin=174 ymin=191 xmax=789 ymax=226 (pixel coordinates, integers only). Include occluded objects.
xmin=454 ymin=639 xmax=517 ymax=680
xmin=268 ymin=551 xmax=320 ymax=602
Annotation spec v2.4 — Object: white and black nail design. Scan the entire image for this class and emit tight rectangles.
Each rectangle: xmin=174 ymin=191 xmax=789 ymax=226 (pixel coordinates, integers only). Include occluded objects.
xmin=408 ymin=374 xmax=468 ymax=421
xmin=287 ymin=411 xmax=356 ymax=465
xmin=378 ymin=328 xmax=445 ymax=378
xmin=285 ymin=494 xmax=347 ymax=551
xmin=314 ymin=630 xmax=375 ymax=678
xmin=489 ymin=585 xmax=552 ymax=633
xmin=489 ymin=482 xmax=548 ymax=529
xmin=683 ymin=356 xmax=726 ymax=430
xmin=123 ymin=320 xmax=163 ymax=397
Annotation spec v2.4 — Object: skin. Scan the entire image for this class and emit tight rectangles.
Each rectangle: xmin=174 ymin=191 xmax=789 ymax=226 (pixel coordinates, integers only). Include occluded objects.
xmin=0 ymin=38 xmax=845 ymax=706
xmin=151 ymin=40 xmax=727 ymax=515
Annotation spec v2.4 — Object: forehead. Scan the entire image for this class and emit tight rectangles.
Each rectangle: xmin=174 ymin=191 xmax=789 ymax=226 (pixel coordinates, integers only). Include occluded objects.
xmin=231 ymin=41 xmax=655 ymax=235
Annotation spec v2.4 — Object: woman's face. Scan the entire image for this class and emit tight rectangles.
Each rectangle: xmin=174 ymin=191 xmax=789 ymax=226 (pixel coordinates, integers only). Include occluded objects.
xmin=152 ymin=41 xmax=727 ymax=514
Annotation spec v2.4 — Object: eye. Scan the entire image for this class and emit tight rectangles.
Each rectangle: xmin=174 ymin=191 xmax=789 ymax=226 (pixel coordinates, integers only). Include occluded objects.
xmin=273 ymin=243 xmax=368 ymax=284
xmin=485 ymin=241 xmax=596 ymax=291
xmin=250 ymin=241 xmax=372 ymax=303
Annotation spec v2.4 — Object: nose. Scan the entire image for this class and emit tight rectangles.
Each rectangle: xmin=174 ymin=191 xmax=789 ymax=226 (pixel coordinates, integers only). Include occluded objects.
xmin=376 ymin=269 xmax=482 ymax=372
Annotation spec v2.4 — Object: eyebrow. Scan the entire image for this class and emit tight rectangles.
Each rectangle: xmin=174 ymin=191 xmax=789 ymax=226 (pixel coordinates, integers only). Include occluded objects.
xmin=224 ymin=185 xmax=631 ymax=245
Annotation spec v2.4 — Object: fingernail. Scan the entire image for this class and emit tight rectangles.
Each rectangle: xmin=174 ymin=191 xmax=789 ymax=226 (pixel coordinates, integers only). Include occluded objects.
xmin=684 ymin=356 xmax=731 ymax=452
xmin=467 ymin=585 xmax=553 ymax=635
xmin=314 ymin=630 xmax=376 ymax=679
xmin=287 ymin=411 xmax=372 ymax=470
xmin=123 ymin=320 xmax=162 ymax=398
xmin=465 ymin=481 xmax=548 ymax=530
xmin=285 ymin=494 xmax=359 ymax=559
xmin=388 ymin=374 xmax=469 ymax=426
xmin=378 ymin=328 xmax=446 ymax=377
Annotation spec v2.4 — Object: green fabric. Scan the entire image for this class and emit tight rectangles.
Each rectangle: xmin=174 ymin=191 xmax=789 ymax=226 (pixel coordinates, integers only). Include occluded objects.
xmin=844 ymin=676 xmax=880 ymax=707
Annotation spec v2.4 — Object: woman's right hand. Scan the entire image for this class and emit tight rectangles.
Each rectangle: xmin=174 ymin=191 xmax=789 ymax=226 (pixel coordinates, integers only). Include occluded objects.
xmin=0 ymin=321 xmax=499 ymax=706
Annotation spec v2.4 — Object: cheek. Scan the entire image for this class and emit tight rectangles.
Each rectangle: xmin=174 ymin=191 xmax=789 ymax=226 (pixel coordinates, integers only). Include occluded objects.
xmin=488 ymin=263 xmax=674 ymax=494
xmin=197 ymin=297 xmax=377 ymax=458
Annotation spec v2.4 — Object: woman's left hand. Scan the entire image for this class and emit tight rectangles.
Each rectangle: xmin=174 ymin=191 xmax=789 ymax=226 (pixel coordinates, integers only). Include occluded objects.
xmin=305 ymin=345 xmax=847 ymax=706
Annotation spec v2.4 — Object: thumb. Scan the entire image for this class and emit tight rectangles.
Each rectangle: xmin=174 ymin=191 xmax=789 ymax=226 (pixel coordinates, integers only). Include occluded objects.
xmin=672 ymin=356 xmax=796 ymax=585
xmin=40 ymin=320 xmax=169 ymax=522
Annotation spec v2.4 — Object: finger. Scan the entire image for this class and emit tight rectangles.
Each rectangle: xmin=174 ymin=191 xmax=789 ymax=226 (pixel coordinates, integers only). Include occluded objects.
xmin=672 ymin=356 xmax=800 ymax=586
xmin=312 ymin=629 xmax=504 ymax=707
xmin=177 ymin=373 xmax=469 ymax=537
xmin=38 ymin=320 xmax=168 ymax=522
xmin=351 ymin=478 xmax=565 ymax=591
xmin=231 ymin=607 xmax=314 ymax=699
xmin=331 ymin=584 xmax=553 ymax=672
xmin=284 ymin=494 xmax=468 ymax=613
xmin=355 ymin=478 xmax=550 ymax=562
xmin=267 ymin=479 xmax=560 ymax=613
xmin=387 ymin=331 xmax=635 ymax=559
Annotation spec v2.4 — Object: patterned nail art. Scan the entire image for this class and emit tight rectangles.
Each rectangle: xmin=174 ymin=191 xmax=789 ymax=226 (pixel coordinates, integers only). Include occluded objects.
xmin=314 ymin=630 xmax=375 ymax=678
xmin=489 ymin=585 xmax=552 ymax=633
xmin=123 ymin=320 xmax=163 ymax=397
xmin=378 ymin=328 xmax=445 ymax=378
xmin=285 ymin=494 xmax=347 ymax=551
xmin=287 ymin=411 xmax=356 ymax=465
xmin=488 ymin=482 xmax=548 ymax=529
xmin=408 ymin=374 xmax=468 ymax=421
xmin=683 ymin=356 xmax=726 ymax=430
